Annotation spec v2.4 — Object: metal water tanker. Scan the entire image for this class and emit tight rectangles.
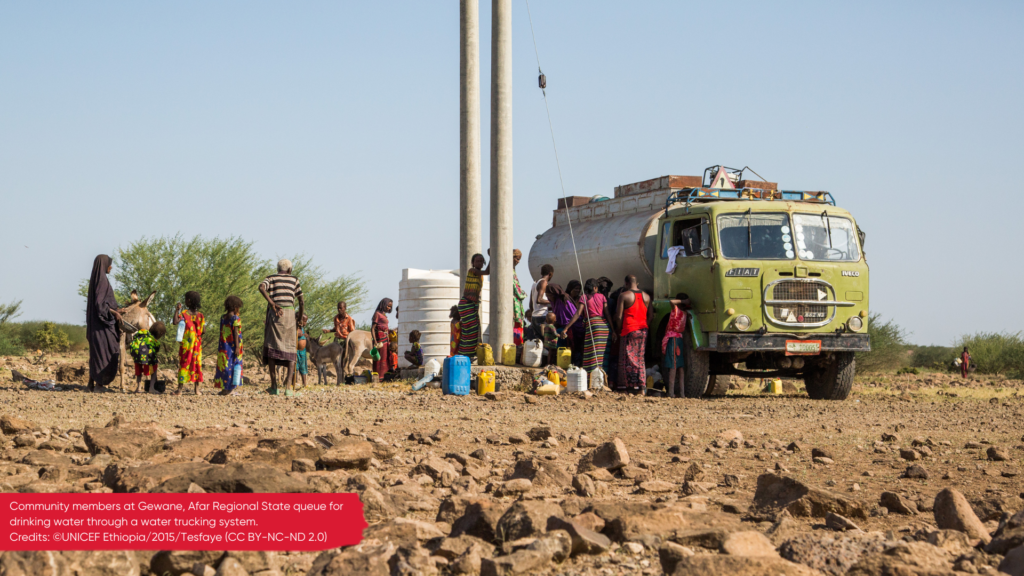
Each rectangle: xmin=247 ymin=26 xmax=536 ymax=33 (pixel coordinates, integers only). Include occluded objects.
xmin=528 ymin=176 xmax=701 ymax=292
xmin=397 ymin=269 xmax=489 ymax=368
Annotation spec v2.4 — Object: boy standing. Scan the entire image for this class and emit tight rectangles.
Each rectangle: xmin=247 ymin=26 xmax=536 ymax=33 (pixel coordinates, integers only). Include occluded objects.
xmin=129 ymin=321 xmax=166 ymax=394
xmin=295 ymin=314 xmax=309 ymax=389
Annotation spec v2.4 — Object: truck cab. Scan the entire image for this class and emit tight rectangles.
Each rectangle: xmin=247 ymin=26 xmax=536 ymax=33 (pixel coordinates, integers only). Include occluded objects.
xmin=649 ymin=182 xmax=870 ymax=400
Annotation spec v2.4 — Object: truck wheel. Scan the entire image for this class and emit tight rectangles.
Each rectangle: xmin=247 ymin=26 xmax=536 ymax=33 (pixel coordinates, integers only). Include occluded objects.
xmin=704 ymin=374 xmax=730 ymax=397
xmin=804 ymin=352 xmax=855 ymax=400
xmin=683 ymin=328 xmax=710 ymax=398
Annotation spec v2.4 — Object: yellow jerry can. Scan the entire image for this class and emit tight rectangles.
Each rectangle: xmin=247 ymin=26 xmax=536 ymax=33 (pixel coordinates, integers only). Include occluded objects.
xmin=556 ymin=347 xmax=572 ymax=370
xmin=501 ymin=344 xmax=517 ymax=366
xmin=477 ymin=371 xmax=496 ymax=395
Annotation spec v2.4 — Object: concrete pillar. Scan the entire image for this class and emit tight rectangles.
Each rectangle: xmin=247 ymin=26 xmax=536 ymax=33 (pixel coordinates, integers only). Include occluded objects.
xmin=488 ymin=0 xmax=513 ymax=349
xmin=459 ymin=0 xmax=482 ymax=291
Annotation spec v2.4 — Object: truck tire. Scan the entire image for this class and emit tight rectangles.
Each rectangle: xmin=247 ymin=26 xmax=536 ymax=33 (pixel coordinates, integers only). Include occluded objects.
xmin=804 ymin=352 xmax=855 ymax=400
xmin=683 ymin=328 xmax=710 ymax=398
xmin=704 ymin=374 xmax=730 ymax=397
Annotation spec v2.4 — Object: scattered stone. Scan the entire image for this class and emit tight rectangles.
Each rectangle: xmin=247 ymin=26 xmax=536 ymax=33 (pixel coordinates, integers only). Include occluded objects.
xmin=752 ymin=473 xmax=867 ymax=520
xmin=881 ymin=433 xmax=900 ymax=443
xmin=880 ymin=492 xmax=919 ymax=515
xmin=83 ymin=421 xmax=171 ymax=460
xmin=779 ymin=532 xmax=890 ymax=576
xmin=508 ymin=433 xmax=529 ymax=445
xmin=934 ymin=488 xmax=991 ymax=544
xmin=638 ymin=480 xmax=674 ymax=494
xmin=547 ymin=516 xmax=611 ymax=555
xmin=682 ymin=461 xmax=703 ymax=482
xmin=998 ymin=544 xmax=1024 ymax=576
xmin=899 ymin=448 xmax=921 ymax=462
xmin=572 ymin=474 xmax=596 ymax=497
xmin=846 ymin=541 xmax=953 ymax=576
xmin=720 ymin=531 xmax=778 ymax=557
xmin=505 ymin=458 xmax=570 ymax=489
xmin=319 ymin=440 xmax=373 ymax=471
xmin=988 ymin=446 xmax=1010 ymax=462
xmin=813 ymin=456 xmax=834 ymax=465
xmin=658 ymin=541 xmax=696 ymax=574
xmin=411 ymin=456 xmax=459 ymax=487
xmin=825 ymin=512 xmax=862 ymax=532
xmin=494 ymin=478 xmax=532 ymax=497
xmin=292 ymin=459 xmax=316 ymax=473
xmin=903 ymin=465 xmax=929 ymax=479
xmin=576 ymin=438 xmax=630 ymax=472
xmin=495 ymin=500 xmax=564 ymax=542
xmin=0 ymin=415 xmax=36 ymax=435
xmin=811 ymin=448 xmax=832 ymax=459
xmin=525 ymin=427 xmax=552 ymax=441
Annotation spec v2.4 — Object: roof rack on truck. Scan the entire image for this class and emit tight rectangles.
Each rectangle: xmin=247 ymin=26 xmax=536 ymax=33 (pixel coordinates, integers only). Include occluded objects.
xmin=666 ymin=188 xmax=837 ymax=212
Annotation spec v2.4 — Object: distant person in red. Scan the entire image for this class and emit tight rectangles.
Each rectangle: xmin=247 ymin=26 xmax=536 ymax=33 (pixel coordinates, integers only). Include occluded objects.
xmin=960 ymin=347 xmax=973 ymax=378
xmin=614 ymin=274 xmax=650 ymax=395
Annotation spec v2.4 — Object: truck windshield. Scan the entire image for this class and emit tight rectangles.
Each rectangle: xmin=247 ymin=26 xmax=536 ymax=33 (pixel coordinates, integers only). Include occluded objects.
xmin=717 ymin=213 xmax=794 ymax=260
xmin=792 ymin=213 xmax=861 ymax=262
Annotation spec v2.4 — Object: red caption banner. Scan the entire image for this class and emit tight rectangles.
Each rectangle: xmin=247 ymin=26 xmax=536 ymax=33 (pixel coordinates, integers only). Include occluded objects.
xmin=1 ymin=493 xmax=366 ymax=551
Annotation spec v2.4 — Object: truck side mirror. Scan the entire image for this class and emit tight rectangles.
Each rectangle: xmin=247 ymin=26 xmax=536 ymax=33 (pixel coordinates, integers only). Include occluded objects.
xmin=700 ymin=247 xmax=714 ymax=259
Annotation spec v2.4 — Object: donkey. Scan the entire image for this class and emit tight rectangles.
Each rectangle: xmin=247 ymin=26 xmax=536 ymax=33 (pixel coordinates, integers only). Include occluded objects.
xmin=116 ymin=291 xmax=157 ymax=391
xmin=305 ymin=335 xmax=339 ymax=386
xmin=307 ymin=331 xmax=375 ymax=385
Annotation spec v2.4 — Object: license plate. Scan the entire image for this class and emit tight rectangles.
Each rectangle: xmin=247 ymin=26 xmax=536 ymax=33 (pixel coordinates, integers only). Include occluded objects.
xmin=785 ymin=340 xmax=821 ymax=356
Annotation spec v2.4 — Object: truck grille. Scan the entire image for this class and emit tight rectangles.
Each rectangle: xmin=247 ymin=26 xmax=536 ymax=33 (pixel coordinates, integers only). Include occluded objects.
xmin=766 ymin=279 xmax=834 ymax=326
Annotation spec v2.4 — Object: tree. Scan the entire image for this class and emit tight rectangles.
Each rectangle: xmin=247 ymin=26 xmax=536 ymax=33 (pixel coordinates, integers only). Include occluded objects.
xmin=0 ymin=300 xmax=24 ymax=356
xmin=0 ymin=300 xmax=21 ymax=326
xmin=91 ymin=235 xmax=367 ymax=365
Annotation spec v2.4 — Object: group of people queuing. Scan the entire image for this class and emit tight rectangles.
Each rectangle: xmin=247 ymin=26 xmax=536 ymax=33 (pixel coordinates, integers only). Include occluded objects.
xmin=448 ymin=251 xmax=693 ymax=397
xmin=84 ymin=255 xmax=350 ymax=396
xmin=84 ymin=250 xmax=694 ymax=398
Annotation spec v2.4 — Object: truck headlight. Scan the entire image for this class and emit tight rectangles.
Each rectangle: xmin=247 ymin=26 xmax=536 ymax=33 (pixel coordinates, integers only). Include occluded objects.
xmin=848 ymin=316 xmax=863 ymax=331
xmin=735 ymin=315 xmax=751 ymax=331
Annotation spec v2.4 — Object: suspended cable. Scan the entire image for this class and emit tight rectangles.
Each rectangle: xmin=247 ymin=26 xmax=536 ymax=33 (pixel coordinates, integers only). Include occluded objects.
xmin=524 ymin=0 xmax=597 ymax=369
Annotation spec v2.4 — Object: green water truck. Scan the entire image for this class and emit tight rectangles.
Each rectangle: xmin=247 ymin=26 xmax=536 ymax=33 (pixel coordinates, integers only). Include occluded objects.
xmin=527 ymin=166 xmax=870 ymax=400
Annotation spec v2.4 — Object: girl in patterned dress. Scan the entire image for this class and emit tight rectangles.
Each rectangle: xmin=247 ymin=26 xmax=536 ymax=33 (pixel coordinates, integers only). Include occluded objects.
xmin=214 ymin=295 xmax=243 ymax=396
xmin=173 ymin=291 xmax=205 ymax=395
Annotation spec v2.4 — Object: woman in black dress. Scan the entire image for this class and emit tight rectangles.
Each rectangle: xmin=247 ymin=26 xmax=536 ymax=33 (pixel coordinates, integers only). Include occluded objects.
xmin=86 ymin=255 xmax=122 ymax=392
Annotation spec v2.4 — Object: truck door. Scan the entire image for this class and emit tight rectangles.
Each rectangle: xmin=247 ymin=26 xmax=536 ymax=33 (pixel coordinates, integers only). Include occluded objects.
xmin=661 ymin=216 xmax=715 ymax=327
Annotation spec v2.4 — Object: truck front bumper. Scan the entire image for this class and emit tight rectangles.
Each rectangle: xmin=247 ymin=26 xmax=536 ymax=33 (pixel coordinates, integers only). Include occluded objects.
xmin=702 ymin=332 xmax=871 ymax=353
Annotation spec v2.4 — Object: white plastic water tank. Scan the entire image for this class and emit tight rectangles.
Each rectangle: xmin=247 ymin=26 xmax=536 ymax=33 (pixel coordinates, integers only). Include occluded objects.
xmin=397 ymin=269 xmax=490 ymax=368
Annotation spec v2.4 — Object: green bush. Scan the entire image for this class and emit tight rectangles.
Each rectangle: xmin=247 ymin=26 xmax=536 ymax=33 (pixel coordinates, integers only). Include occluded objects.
xmin=954 ymin=332 xmax=1024 ymax=378
xmin=908 ymin=345 xmax=956 ymax=370
xmin=34 ymin=322 xmax=70 ymax=353
xmin=90 ymin=235 xmax=367 ymax=366
xmin=12 ymin=321 xmax=87 ymax=352
xmin=0 ymin=300 xmax=24 ymax=356
xmin=896 ymin=366 xmax=919 ymax=376
xmin=856 ymin=313 xmax=910 ymax=372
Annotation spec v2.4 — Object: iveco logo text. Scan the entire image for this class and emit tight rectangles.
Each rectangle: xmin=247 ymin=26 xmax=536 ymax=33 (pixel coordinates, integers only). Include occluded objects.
xmin=841 ymin=271 xmax=860 ymax=277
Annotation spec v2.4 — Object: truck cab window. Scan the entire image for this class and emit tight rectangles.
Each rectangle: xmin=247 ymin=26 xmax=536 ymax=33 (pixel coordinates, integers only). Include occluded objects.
xmin=717 ymin=212 xmax=793 ymax=260
xmin=662 ymin=219 xmax=702 ymax=260
xmin=673 ymin=219 xmax=702 ymax=257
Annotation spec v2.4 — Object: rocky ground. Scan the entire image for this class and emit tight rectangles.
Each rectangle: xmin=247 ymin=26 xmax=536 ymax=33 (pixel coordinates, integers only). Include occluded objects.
xmin=0 ymin=354 xmax=1023 ymax=575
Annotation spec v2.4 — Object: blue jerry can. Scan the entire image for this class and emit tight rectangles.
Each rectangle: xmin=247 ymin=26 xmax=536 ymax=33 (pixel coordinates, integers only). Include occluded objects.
xmin=442 ymin=356 xmax=472 ymax=396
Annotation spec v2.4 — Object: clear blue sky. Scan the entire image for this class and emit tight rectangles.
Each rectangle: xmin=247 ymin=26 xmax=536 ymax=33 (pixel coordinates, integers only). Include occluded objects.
xmin=1 ymin=2 xmax=1021 ymax=345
